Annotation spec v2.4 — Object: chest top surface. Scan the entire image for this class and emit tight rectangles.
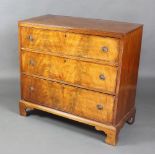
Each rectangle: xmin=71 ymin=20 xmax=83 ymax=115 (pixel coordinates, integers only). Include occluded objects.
xmin=19 ymin=14 xmax=142 ymax=38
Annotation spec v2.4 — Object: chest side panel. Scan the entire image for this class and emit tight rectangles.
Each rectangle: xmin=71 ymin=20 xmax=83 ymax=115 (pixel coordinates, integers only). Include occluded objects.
xmin=114 ymin=27 xmax=143 ymax=125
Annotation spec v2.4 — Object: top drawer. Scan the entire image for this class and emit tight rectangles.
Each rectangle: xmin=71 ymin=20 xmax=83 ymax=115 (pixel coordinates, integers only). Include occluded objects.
xmin=20 ymin=27 xmax=120 ymax=63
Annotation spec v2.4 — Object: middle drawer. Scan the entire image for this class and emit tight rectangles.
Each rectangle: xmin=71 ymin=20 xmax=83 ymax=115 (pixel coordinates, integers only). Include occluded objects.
xmin=21 ymin=51 xmax=118 ymax=94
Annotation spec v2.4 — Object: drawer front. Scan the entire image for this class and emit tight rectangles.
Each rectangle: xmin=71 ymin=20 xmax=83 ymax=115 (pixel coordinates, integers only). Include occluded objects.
xmin=21 ymin=51 xmax=117 ymax=93
xmin=21 ymin=75 xmax=115 ymax=123
xmin=20 ymin=27 xmax=120 ymax=63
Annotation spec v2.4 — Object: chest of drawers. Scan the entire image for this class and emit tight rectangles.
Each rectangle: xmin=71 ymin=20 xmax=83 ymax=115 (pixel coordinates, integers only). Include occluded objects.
xmin=18 ymin=15 xmax=143 ymax=145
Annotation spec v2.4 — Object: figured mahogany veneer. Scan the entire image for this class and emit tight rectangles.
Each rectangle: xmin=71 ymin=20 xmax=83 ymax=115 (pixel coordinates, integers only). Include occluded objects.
xmin=21 ymin=51 xmax=117 ymax=94
xmin=21 ymin=74 xmax=115 ymax=123
xmin=21 ymin=27 xmax=120 ymax=64
xmin=18 ymin=14 xmax=143 ymax=145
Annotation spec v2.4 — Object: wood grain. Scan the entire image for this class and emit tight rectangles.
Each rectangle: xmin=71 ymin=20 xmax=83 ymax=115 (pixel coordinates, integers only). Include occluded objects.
xmin=19 ymin=99 xmax=118 ymax=145
xmin=114 ymin=27 xmax=143 ymax=125
xmin=21 ymin=51 xmax=118 ymax=94
xmin=19 ymin=14 xmax=142 ymax=38
xmin=21 ymin=27 xmax=120 ymax=64
xmin=18 ymin=15 xmax=143 ymax=145
xmin=21 ymin=74 xmax=115 ymax=123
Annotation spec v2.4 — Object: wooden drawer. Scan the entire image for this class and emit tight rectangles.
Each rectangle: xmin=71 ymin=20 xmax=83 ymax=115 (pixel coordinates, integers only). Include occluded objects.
xmin=21 ymin=74 xmax=115 ymax=123
xmin=21 ymin=51 xmax=118 ymax=94
xmin=20 ymin=27 xmax=120 ymax=63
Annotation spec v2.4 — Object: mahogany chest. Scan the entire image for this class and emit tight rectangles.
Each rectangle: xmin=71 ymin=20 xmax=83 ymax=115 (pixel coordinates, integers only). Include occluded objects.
xmin=18 ymin=14 xmax=143 ymax=145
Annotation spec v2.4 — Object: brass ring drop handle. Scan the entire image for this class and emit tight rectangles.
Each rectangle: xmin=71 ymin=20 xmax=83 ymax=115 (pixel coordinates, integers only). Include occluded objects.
xmin=101 ymin=46 xmax=108 ymax=52
xmin=99 ymin=74 xmax=105 ymax=80
xmin=29 ymin=86 xmax=34 ymax=91
xmin=97 ymin=104 xmax=103 ymax=110
xmin=29 ymin=59 xmax=35 ymax=66
xmin=28 ymin=35 xmax=33 ymax=42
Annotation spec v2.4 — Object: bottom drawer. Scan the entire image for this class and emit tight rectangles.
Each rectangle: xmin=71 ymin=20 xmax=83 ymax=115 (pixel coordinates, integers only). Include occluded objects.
xmin=21 ymin=74 xmax=115 ymax=123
